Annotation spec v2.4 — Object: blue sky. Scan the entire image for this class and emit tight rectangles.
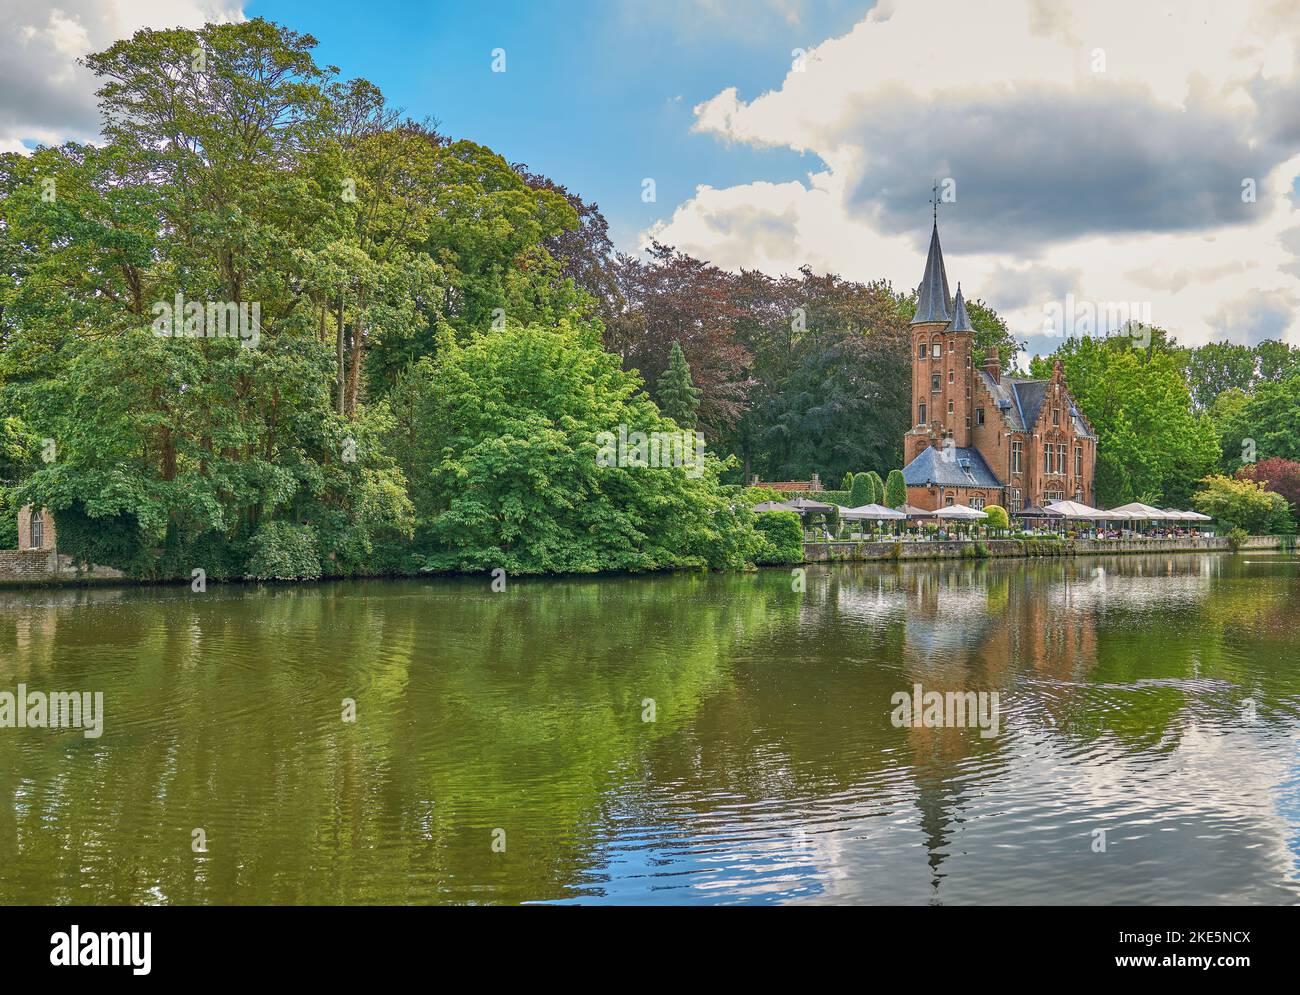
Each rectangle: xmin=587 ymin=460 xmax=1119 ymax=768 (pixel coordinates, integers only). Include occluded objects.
xmin=4 ymin=0 xmax=1300 ymax=349
xmin=246 ymin=0 xmax=868 ymax=249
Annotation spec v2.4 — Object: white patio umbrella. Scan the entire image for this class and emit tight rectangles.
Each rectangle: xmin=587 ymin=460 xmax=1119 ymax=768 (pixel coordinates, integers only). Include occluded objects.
xmin=1043 ymin=499 xmax=1105 ymax=519
xmin=1159 ymin=508 xmax=1192 ymax=520
xmin=930 ymin=504 xmax=989 ymax=520
xmin=899 ymin=504 xmax=935 ymax=518
xmin=1092 ymin=508 xmax=1133 ymax=521
xmin=1110 ymin=501 xmax=1167 ymax=519
xmin=838 ymin=503 xmax=907 ymax=521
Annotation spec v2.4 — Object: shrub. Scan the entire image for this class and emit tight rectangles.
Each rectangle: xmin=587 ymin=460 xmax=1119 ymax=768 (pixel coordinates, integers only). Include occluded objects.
xmin=983 ymin=504 xmax=1009 ymax=531
xmin=864 ymin=471 xmax=884 ymax=505
xmin=849 ymin=473 xmax=874 ymax=506
xmin=1225 ymin=526 xmax=1249 ymax=551
xmin=245 ymin=522 xmax=322 ymax=580
xmin=884 ymin=469 xmax=907 ymax=508
xmin=1193 ymin=474 xmax=1291 ymax=534
xmin=753 ymin=511 xmax=804 ymax=565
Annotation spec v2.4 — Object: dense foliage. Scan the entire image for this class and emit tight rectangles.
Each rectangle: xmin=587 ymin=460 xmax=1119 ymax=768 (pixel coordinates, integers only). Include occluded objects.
xmin=1192 ymin=475 xmax=1292 ymax=535
xmin=752 ymin=511 xmax=804 ymax=565
xmin=2 ymin=15 xmax=1295 ymax=584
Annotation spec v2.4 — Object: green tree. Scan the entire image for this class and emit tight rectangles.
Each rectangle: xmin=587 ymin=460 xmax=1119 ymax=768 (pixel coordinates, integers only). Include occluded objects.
xmin=1217 ymin=375 xmax=1300 ymax=466
xmin=655 ymin=340 xmax=702 ymax=429
xmin=1030 ymin=336 xmax=1219 ymax=506
xmin=385 ymin=320 xmax=760 ymax=574
xmin=1181 ymin=341 xmax=1257 ymax=411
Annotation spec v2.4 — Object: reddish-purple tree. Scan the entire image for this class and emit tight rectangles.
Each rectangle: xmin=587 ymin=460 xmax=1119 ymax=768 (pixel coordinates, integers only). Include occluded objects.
xmin=1237 ymin=457 xmax=1300 ymax=521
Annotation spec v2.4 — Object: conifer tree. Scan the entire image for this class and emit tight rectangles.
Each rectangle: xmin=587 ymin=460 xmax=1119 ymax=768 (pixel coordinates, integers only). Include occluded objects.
xmin=656 ymin=341 xmax=702 ymax=429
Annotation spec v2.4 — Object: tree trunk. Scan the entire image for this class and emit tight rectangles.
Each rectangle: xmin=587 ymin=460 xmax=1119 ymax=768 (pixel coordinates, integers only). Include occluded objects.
xmin=335 ymin=298 xmax=346 ymax=416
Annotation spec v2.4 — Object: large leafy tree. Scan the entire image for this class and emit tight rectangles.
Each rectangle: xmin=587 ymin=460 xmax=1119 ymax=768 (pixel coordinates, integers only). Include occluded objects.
xmin=723 ymin=268 xmax=911 ymax=484
xmin=1179 ymin=340 xmax=1258 ymax=411
xmin=384 ymin=320 xmax=758 ymax=574
xmin=605 ymin=244 xmax=753 ymax=437
xmin=1031 ymin=336 xmax=1219 ymax=506
xmin=1214 ymin=374 xmax=1300 ymax=466
xmin=1 ymin=20 xmax=411 ymax=575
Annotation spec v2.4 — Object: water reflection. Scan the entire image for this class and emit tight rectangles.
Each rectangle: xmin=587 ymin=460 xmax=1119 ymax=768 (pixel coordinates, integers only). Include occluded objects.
xmin=0 ymin=553 xmax=1297 ymax=904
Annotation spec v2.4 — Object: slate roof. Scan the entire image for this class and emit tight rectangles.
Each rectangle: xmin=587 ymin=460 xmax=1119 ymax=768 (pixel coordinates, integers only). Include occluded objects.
xmin=902 ymin=445 xmax=1003 ymax=488
xmin=946 ymin=284 xmax=974 ymax=333
xmin=972 ymin=373 xmax=1095 ymax=439
xmin=911 ymin=223 xmax=952 ymax=325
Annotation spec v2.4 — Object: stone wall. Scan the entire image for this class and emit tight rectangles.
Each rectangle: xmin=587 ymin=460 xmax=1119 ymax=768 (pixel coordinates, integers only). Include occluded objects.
xmin=0 ymin=550 xmax=124 ymax=586
xmin=802 ymin=535 xmax=1285 ymax=563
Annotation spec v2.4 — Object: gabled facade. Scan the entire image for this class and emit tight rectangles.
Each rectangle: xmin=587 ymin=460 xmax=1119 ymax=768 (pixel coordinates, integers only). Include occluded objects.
xmin=901 ymin=220 xmax=1097 ymax=511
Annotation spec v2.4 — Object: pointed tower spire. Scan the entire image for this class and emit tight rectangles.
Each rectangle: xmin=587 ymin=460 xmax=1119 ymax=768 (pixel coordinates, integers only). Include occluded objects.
xmin=947 ymin=282 xmax=973 ymax=333
xmin=911 ymin=216 xmax=951 ymax=325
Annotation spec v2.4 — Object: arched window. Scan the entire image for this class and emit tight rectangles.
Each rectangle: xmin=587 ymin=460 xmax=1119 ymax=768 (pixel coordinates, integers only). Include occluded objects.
xmin=30 ymin=509 xmax=44 ymax=549
xmin=918 ymin=341 xmax=927 ymax=359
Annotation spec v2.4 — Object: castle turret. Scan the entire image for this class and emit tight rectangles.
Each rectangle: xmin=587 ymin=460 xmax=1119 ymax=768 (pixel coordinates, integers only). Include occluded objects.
xmin=908 ymin=222 xmax=952 ymax=456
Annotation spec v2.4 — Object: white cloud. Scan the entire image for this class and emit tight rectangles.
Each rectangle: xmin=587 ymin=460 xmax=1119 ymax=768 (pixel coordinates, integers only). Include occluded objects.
xmin=648 ymin=0 xmax=1300 ymax=349
xmin=0 ymin=1 xmax=246 ymax=153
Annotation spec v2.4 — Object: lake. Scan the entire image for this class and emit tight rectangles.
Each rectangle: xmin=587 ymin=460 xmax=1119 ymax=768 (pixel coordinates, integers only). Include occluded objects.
xmin=1 ymin=552 xmax=1297 ymax=904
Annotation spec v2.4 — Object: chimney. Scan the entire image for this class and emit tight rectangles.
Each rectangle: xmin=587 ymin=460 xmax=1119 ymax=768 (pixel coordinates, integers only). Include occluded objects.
xmin=810 ymin=472 xmax=821 ymax=491
xmin=984 ymin=348 xmax=1000 ymax=384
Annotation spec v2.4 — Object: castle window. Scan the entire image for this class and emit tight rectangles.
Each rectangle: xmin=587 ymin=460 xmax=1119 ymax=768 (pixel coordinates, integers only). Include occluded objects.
xmin=918 ymin=402 xmax=926 ymax=424
xmin=1011 ymin=441 xmax=1022 ymax=474
xmin=965 ymin=416 xmax=970 ymax=431
xmin=947 ymin=400 xmax=954 ymax=415
xmin=975 ymin=407 xmax=984 ymax=426
xmin=945 ymin=495 xmax=955 ymax=506
xmin=931 ymin=342 xmax=941 ymax=359
xmin=31 ymin=510 xmax=44 ymax=549
xmin=919 ymin=342 xmax=927 ymax=359
xmin=1053 ymin=408 xmax=1060 ymax=427
xmin=1044 ymin=447 xmax=1050 ymax=474
xmin=948 ymin=370 xmax=954 ymax=384
xmin=1059 ymin=444 xmax=1067 ymax=473
xmin=971 ymin=495 xmax=984 ymax=510
xmin=1075 ymin=446 xmax=1082 ymax=476
xmin=931 ymin=374 xmax=940 ymax=391
xmin=1007 ymin=487 xmax=1022 ymax=512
